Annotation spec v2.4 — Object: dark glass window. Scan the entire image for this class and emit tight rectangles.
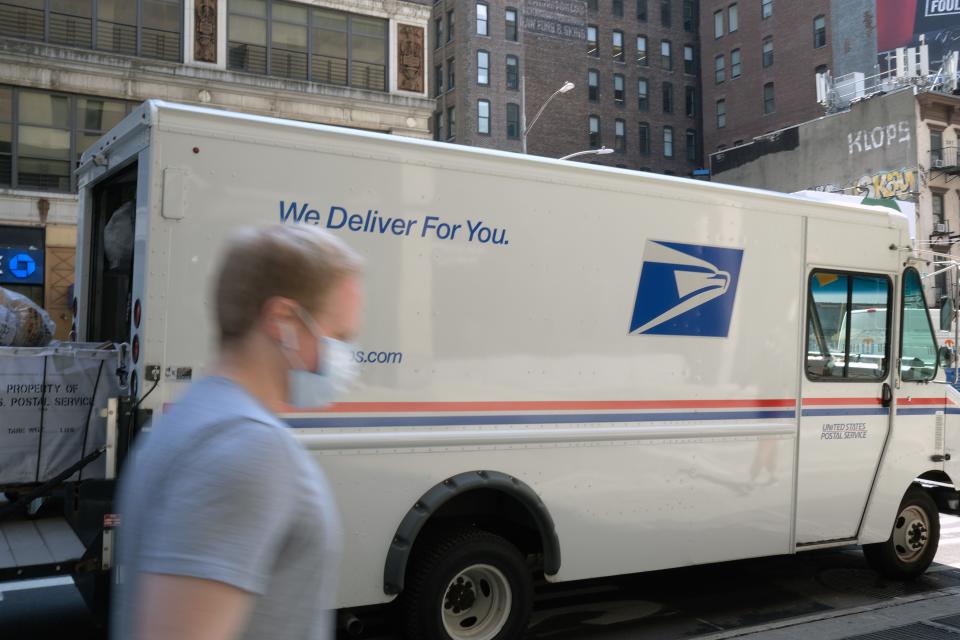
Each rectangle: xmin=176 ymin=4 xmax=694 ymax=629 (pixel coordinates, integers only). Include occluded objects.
xmin=506 ymin=8 xmax=518 ymax=40
xmin=638 ymin=121 xmax=650 ymax=154
xmin=814 ymin=14 xmax=826 ymax=48
xmin=229 ymin=4 xmax=388 ymax=91
xmin=637 ymin=0 xmax=647 ymax=20
xmin=662 ymin=81 xmax=673 ymax=113
xmin=614 ymin=74 xmax=625 ymax=104
xmin=506 ymin=55 xmax=519 ymax=89
xmin=588 ymin=69 xmax=599 ymax=101
xmin=685 ymin=85 xmax=695 ymax=117
xmin=638 ymin=78 xmax=649 ymax=111
xmin=660 ymin=0 xmax=671 ymax=26
xmin=506 ymin=103 xmax=520 ymax=138
xmin=589 ymin=115 xmax=600 ymax=147
xmin=764 ymin=82 xmax=775 ymax=114
xmin=615 ymin=119 xmax=626 ymax=152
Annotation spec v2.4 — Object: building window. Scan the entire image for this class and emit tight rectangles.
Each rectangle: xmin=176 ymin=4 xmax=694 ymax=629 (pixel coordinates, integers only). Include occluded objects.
xmin=614 ymin=0 xmax=624 ymax=17
xmin=932 ymin=129 xmax=944 ymax=163
xmin=934 ymin=191 xmax=945 ymax=223
xmin=717 ymin=99 xmax=726 ymax=128
xmin=447 ymin=57 xmax=455 ymax=88
xmin=685 ymin=85 xmax=696 ymax=117
xmin=637 ymin=35 xmax=648 ymax=66
xmin=614 ymin=74 xmax=625 ymax=104
xmin=683 ymin=45 xmax=695 ymax=74
xmin=435 ymin=63 xmax=443 ymax=95
xmin=714 ymin=10 xmax=723 ymax=38
xmin=506 ymin=103 xmax=520 ymax=139
xmin=761 ymin=0 xmax=772 ymax=19
xmin=588 ymin=0 xmax=598 ymax=11
xmin=683 ymin=0 xmax=696 ymax=31
xmin=686 ymin=129 xmax=697 ymax=161
xmin=446 ymin=9 xmax=454 ymax=41
xmin=762 ymin=37 xmax=773 ymax=67
xmin=434 ymin=16 xmax=442 ymax=47
xmin=478 ymin=99 xmax=490 ymax=134
xmin=615 ymin=119 xmax=626 ymax=152
xmin=477 ymin=50 xmax=489 ymax=85
xmin=814 ymin=14 xmax=826 ymax=48
xmin=0 ymin=0 xmax=183 ymax=62
xmin=663 ymin=126 xmax=673 ymax=157
xmin=613 ymin=31 xmax=624 ymax=61
xmin=638 ymin=78 xmax=649 ymax=111
xmin=477 ymin=2 xmax=488 ymax=35
xmin=589 ymin=115 xmax=601 ymax=148
xmin=447 ymin=106 xmax=455 ymax=140
xmin=588 ymin=69 xmax=600 ymax=101
xmin=506 ymin=55 xmax=519 ymax=89
xmin=662 ymin=81 xmax=673 ymax=113
xmin=587 ymin=25 xmax=598 ymax=56
xmin=434 ymin=111 xmax=443 ymax=140
xmin=731 ymin=48 xmax=741 ymax=78
xmin=0 ymin=87 xmax=128 ymax=192
xmin=728 ymin=3 xmax=738 ymax=31
xmin=506 ymin=8 xmax=518 ymax=41
xmin=661 ymin=40 xmax=672 ymax=70
xmin=661 ymin=0 xmax=671 ymax=27
xmin=637 ymin=0 xmax=648 ymax=21
xmin=229 ymin=4 xmax=388 ymax=91
xmin=638 ymin=121 xmax=650 ymax=154
xmin=714 ymin=54 xmax=725 ymax=83
xmin=763 ymin=82 xmax=775 ymax=113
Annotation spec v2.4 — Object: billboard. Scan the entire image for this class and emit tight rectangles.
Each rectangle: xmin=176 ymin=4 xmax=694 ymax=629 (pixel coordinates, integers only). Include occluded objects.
xmin=877 ymin=0 xmax=960 ymax=65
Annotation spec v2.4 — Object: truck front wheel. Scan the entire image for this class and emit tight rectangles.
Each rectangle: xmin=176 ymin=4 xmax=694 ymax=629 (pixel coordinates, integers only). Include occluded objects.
xmin=862 ymin=486 xmax=940 ymax=579
xmin=401 ymin=528 xmax=533 ymax=640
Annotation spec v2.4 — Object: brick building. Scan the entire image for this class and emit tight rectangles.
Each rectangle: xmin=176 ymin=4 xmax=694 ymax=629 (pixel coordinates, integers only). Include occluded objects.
xmin=699 ymin=0 xmax=832 ymax=155
xmin=432 ymin=0 xmax=703 ymax=174
xmin=0 ymin=0 xmax=434 ymax=339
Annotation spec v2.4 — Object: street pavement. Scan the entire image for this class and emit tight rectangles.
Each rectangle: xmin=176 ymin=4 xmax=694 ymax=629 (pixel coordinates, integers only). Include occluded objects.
xmin=5 ymin=515 xmax=960 ymax=639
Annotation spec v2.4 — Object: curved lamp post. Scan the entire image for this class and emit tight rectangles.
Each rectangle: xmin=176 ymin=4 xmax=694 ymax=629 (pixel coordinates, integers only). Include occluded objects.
xmin=521 ymin=80 xmax=575 ymax=154
xmin=559 ymin=147 xmax=614 ymax=161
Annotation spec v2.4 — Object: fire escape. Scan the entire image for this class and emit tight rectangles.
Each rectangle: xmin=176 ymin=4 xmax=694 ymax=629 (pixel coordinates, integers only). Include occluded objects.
xmin=929 ymin=146 xmax=960 ymax=302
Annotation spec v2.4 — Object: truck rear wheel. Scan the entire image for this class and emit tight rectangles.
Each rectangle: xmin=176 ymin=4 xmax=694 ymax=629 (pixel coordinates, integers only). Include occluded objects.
xmin=401 ymin=528 xmax=533 ymax=640
xmin=862 ymin=486 xmax=940 ymax=579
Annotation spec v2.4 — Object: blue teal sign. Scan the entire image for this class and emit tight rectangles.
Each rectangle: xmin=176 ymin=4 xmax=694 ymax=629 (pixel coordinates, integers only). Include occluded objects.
xmin=0 ymin=247 xmax=43 ymax=285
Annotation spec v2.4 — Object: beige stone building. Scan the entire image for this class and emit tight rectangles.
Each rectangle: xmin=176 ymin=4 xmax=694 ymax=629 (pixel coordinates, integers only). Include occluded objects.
xmin=0 ymin=0 xmax=433 ymax=338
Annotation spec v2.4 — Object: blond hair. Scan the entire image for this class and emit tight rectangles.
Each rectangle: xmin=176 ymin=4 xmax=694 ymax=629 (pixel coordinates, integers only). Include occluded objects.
xmin=214 ymin=225 xmax=361 ymax=345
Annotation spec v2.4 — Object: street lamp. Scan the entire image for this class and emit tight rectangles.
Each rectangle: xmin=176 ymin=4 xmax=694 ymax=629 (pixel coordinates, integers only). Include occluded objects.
xmin=559 ymin=147 xmax=614 ymax=161
xmin=521 ymin=79 xmax=575 ymax=154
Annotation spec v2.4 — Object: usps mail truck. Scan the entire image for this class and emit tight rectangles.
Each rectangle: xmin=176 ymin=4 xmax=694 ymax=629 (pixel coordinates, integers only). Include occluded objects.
xmin=73 ymin=101 xmax=960 ymax=640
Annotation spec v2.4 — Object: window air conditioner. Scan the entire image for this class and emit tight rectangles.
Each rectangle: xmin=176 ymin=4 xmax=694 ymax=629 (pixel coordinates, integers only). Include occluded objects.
xmin=935 ymin=158 xmax=945 ymax=168
xmin=936 ymin=222 xmax=948 ymax=233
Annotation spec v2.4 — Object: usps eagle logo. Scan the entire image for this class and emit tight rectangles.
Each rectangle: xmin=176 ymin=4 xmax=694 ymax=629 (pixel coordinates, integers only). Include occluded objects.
xmin=629 ymin=241 xmax=744 ymax=337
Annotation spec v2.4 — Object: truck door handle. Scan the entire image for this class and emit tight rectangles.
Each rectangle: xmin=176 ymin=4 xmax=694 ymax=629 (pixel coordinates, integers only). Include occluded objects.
xmin=881 ymin=383 xmax=893 ymax=408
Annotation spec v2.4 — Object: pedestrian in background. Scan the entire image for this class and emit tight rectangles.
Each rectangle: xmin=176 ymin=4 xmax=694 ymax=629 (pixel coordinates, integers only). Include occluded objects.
xmin=111 ymin=224 xmax=363 ymax=640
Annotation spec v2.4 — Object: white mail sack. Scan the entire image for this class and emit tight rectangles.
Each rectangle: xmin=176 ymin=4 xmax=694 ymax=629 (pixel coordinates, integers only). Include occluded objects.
xmin=0 ymin=345 xmax=120 ymax=485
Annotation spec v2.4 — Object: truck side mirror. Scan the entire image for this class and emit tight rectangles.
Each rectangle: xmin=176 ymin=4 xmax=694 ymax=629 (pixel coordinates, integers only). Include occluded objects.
xmin=941 ymin=297 xmax=955 ymax=332
xmin=940 ymin=345 xmax=955 ymax=367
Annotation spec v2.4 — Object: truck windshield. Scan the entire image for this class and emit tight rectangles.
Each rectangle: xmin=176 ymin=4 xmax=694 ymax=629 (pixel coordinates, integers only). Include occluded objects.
xmin=900 ymin=267 xmax=938 ymax=382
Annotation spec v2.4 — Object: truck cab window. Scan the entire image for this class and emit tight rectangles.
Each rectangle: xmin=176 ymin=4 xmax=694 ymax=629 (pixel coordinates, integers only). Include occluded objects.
xmin=806 ymin=270 xmax=891 ymax=381
xmin=900 ymin=267 xmax=938 ymax=382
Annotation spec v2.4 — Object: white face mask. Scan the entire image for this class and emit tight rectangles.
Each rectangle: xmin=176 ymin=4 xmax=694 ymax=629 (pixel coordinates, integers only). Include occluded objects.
xmin=283 ymin=306 xmax=359 ymax=408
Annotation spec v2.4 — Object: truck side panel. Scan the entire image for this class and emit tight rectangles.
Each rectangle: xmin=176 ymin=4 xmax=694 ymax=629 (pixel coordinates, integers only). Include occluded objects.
xmin=140 ymin=120 xmax=808 ymax=607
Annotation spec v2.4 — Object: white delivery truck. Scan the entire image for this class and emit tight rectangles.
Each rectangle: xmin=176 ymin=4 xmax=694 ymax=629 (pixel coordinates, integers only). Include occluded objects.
xmin=72 ymin=101 xmax=960 ymax=640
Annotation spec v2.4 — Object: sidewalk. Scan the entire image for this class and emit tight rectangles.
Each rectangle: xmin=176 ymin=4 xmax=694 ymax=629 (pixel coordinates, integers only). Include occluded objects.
xmin=699 ymin=584 xmax=960 ymax=640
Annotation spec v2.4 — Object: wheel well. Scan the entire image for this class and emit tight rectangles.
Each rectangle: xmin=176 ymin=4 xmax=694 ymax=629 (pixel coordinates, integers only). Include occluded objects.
xmin=420 ymin=488 xmax=543 ymax=555
xmin=917 ymin=470 xmax=954 ymax=486
xmin=382 ymin=470 xmax=561 ymax=596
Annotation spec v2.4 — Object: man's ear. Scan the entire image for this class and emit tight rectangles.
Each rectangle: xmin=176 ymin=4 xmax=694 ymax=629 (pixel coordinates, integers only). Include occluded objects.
xmin=262 ymin=297 xmax=297 ymax=348
xmin=277 ymin=321 xmax=298 ymax=351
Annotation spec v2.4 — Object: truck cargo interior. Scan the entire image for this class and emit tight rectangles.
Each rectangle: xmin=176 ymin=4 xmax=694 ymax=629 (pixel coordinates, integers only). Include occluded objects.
xmin=86 ymin=163 xmax=136 ymax=345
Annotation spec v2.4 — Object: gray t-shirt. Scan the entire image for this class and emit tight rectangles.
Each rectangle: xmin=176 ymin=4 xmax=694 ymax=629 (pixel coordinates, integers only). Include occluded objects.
xmin=111 ymin=376 xmax=341 ymax=640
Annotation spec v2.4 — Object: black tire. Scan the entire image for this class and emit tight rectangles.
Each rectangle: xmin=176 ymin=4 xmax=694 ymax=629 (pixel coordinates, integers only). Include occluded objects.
xmin=401 ymin=527 xmax=534 ymax=640
xmin=862 ymin=486 xmax=940 ymax=580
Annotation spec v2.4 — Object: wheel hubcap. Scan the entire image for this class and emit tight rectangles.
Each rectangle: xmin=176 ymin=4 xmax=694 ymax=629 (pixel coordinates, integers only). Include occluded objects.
xmin=893 ymin=504 xmax=930 ymax=563
xmin=441 ymin=564 xmax=512 ymax=640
